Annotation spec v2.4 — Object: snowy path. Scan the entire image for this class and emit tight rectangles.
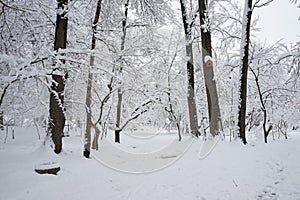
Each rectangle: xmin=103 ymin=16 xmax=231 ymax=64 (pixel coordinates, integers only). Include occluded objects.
xmin=92 ymin=135 xmax=195 ymax=174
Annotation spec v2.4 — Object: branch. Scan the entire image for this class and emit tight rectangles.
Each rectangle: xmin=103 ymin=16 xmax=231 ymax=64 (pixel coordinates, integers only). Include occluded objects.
xmin=0 ymin=75 xmax=38 ymax=109
xmin=253 ymin=0 xmax=274 ymax=9
xmin=19 ymin=57 xmax=48 ymax=71
xmin=119 ymin=100 xmax=154 ymax=131
xmin=0 ymin=0 xmax=36 ymax=12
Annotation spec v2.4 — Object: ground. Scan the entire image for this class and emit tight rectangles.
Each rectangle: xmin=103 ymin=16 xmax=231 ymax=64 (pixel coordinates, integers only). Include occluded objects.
xmin=0 ymin=127 xmax=299 ymax=200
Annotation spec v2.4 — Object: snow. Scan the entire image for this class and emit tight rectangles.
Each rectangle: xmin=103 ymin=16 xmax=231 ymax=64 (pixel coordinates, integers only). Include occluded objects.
xmin=204 ymin=55 xmax=213 ymax=63
xmin=1 ymin=127 xmax=300 ymax=200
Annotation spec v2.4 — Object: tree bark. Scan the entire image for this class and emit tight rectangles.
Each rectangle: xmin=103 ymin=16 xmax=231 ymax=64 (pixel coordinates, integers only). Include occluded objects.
xmin=49 ymin=74 xmax=66 ymax=154
xmin=83 ymin=0 xmax=102 ymax=158
xmin=179 ymin=0 xmax=199 ymax=136
xmin=198 ymin=0 xmax=222 ymax=137
xmin=238 ymin=0 xmax=253 ymax=144
xmin=49 ymin=0 xmax=68 ymax=154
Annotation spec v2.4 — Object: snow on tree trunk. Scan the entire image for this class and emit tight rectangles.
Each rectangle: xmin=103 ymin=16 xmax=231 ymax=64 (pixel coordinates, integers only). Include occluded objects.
xmin=198 ymin=0 xmax=223 ymax=137
xmin=237 ymin=0 xmax=253 ymax=144
xmin=179 ymin=0 xmax=199 ymax=136
xmin=84 ymin=0 xmax=102 ymax=158
xmin=49 ymin=74 xmax=66 ymax=154
xmin=49 ymin=0 xmax=68 ymax=154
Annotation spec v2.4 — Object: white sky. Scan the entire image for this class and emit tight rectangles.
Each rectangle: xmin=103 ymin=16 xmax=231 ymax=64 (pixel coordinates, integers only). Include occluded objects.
xmin=254 ymin=0 xmax=300 ymax=45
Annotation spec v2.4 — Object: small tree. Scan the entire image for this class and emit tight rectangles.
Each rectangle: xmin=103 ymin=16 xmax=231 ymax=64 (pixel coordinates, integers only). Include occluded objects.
xmin=249 ymin=67 xmax=272 ymax=143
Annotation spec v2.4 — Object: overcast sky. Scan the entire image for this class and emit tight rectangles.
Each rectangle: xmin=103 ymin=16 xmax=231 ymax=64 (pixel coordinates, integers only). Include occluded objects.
xmin=254 ymin=0 xmax=300 ymax=45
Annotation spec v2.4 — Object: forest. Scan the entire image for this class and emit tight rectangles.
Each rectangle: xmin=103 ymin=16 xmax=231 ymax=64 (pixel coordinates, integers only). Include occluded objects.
xmin=1 ymin=0 xmax=299 ymax=151
xmin=1 ymin=0 xmax=300 ymax=199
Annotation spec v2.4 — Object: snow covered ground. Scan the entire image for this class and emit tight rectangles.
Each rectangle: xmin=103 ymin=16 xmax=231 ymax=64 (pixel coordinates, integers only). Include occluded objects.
xmin=0 ymin=127 xmax=300 ymax=200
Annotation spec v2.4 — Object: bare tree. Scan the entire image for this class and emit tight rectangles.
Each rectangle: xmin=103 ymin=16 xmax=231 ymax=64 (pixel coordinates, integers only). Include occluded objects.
xmin=164 ymin=52 xmax=182 ymax=141
xmin=249 ymin=67 xmax=272 ymax=143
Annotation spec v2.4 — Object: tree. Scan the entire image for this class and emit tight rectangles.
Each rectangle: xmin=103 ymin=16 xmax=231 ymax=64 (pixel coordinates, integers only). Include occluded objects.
xmin=249 ymin=67 xmax=272 ymax=143
xmin=237 ymin=0 xmax=253 ymax=144
xmin=83 ymin=0 xmax=103 ymax=158
xmin=114 ymin=0 xmax=130 ymax=143
xmin=49 ymin=0 xmax=68 ymax=154
xmin=198 ymin=0 xmax=223 ymax=137
xmin=0 ymin=1 xmax=53 ymax=129
xmin=179 ymin=0 xmax=199 ymax=137
xmin=113 ymin=0 xmax=175 ymax=142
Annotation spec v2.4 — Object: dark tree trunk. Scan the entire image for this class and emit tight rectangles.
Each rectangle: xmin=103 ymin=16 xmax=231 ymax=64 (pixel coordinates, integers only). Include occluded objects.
xmin=198 ymin=0 xmax=223 ymax=137
xmin=49 ymin=75 xmax=66 ymax=154
xmin=115 ymin=89 xmax=123 ymax=143
xmin=115 ymin=129 xmax=121 ymax=143
xmin=238 ymin=0 xmax=253 ymax=144
xmin=179 ymin=0 xmax=199 ymax=137
xmin=49 ymin=0 xmax=68 ymax=154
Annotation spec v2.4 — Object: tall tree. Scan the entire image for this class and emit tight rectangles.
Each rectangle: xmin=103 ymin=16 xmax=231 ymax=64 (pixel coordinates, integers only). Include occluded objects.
xmin=49 ymin=0 xmax=68 ymax=154
xmin=115 ymin=0 xmax=130 ymax=143
xmin=198 ymin=0 xmax=223 ymax=137
xmin=237 ymin=0 xmax=253 ymax=144
xmin=83 ymin=0 xmax=103 ymax=158
xmin=179 ymin=0 xmax=199 ymax=136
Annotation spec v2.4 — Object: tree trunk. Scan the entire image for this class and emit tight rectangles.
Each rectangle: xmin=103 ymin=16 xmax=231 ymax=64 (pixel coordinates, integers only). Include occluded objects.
xmin=84 ymin=71 xmax=92 ymax=158
xmin=0 ymin=111 xmax=3 ymax=130
xmin=198 ymin=0 xmax=222 ymax=137
xmin=115 ymin=0 xmax=130 ymax=143
xmin=49 ymin=75 xmax=66 ymax=154
xmin=238 ymin=0 xmax=253 ymax=144
xmin=179 ymin=0 xmax=199 ymax=137
xmin=115 ymin=129 xmax=121 ymax=143
xmin=49 ymin=0 xmax=68 ymax=154
xmin=115 ymin=89 xmax=123 ymax=143
xmin=83 ymin=0 xmax=102 ymax=158
xmin=91 ymin=124 xmax=101 ymax=150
